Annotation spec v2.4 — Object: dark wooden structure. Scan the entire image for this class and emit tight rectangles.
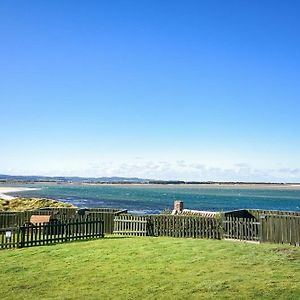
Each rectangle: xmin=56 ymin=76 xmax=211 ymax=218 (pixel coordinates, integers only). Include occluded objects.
xmin=0 ymin=207 xmax=127 ymax=234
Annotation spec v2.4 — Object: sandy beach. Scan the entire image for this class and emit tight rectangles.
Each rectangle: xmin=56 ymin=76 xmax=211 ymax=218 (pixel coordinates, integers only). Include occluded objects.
xmin=0 ymin=187 xmax=39 ymax=200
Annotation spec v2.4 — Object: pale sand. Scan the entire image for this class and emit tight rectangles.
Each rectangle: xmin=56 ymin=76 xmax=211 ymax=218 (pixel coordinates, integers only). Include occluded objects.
xmin=0 ymin=187 xmax=39 ymax=200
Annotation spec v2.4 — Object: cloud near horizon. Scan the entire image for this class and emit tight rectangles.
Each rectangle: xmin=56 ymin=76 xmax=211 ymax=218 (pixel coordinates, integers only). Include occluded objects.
xmin=2 ymin=161 xmax=300 ymax=183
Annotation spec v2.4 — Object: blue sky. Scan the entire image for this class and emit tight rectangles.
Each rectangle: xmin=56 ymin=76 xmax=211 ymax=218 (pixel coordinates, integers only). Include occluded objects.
xmin=1 ymin=1 xmax=300 ymax=182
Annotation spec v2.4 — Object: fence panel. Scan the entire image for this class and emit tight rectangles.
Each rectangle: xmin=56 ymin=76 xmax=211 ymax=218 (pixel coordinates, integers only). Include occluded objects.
xmin=223 ymin=217 xmax=260 ymax=241
xmin=0 ymin=207 xmax=125 ymax=234
xmin=113 ymin=215 xmax=222 ymax=239
xmin=248 ymin=209 xmax=300 ymax=219
xmin=0 ymin=220 xmax=104 ymax=249
xmin=0 ymin=213 xmax=20 ymax=228
xmin=113 ymin=215 xmax=148 ymax=236
xmin=0 ymin=227 xmax=20 ymax=249
xmin=0 ymin=210 xmax=54 ymax=229
xmin=86 ymin=212 xmax=116 ymax=234
xmin=260 ymin=215 xmax=300 ymax=246
xmin=148 ymin=215 xmax=222 ymax=239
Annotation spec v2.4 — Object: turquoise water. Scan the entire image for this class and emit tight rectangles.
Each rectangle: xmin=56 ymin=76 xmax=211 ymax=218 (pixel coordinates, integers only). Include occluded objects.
xmin=8 ymin=184 xmax=300 ymax=214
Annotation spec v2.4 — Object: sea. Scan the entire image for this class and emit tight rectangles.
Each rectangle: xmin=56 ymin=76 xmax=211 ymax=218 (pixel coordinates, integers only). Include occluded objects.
xmin=6 ymin=184 xmax=300 ymax=214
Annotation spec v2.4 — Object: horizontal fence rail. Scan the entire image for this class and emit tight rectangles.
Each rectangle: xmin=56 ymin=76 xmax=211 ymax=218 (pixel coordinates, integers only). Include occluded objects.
xmin=0 ymin=220 xmax=104 ymax=249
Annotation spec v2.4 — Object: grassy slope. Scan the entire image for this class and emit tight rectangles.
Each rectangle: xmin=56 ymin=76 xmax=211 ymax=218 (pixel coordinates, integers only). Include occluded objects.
xmin=0 ymin=198 xmax=75 ymax=211
xmin=0 ymin=237 xmax=300 ymax=300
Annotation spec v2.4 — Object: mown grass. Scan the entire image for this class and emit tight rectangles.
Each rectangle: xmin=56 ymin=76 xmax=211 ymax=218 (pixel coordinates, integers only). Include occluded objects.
xmin=0 ymin=237 xmax=300 ymax=299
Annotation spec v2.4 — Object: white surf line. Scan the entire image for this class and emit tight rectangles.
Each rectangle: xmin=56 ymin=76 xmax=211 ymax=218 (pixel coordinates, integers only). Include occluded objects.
xmin=0 ymin=187 xmax=40 ymax=200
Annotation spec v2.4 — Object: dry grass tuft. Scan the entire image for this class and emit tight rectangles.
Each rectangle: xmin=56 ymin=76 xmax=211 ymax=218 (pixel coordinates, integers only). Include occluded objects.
xmin=0 ymin=198 xmax=75 ymax=211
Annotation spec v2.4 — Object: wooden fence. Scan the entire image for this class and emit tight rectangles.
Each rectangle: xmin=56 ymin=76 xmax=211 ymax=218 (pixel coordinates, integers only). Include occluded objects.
xmin=2 ymin=208 xmax=300 ymax=247
xmin=0 ymin=227 xmax=20 ymax=249
xmin=114 ymin=215 xmax=148 ymax=236
xmin=148 ymin=215 xmax=222 ymax=239
xmin=0 ymin=210 xmax=51 ymax=228
xmin=0 ymin=207 xmax=127 ymax=234
xmin=113 ymin=213 xmax=300 ymax=246
xmin=114 ymin=214 xmax=222 ymax=239
xmin=87 ymin=212 xmax=118 ymax=234
xmin=260 ymin=215 xmax=300 ymax=246
xmin=0 ymin=219 xmax=104 ymax=249
xmin=223 ymin=216 xmax=260 ymax=241
xmin=248 ymin=209 xmax=300 ymax=219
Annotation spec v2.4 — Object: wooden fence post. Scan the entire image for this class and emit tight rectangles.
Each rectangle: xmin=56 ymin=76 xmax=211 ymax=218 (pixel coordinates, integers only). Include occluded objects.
xmin=259 ymin=215 xmax=266 ymax=243
xmin=219 ymin=213 xmax=225 ymax=240
xmin=18 ymin=225 xmax=25 ymax=248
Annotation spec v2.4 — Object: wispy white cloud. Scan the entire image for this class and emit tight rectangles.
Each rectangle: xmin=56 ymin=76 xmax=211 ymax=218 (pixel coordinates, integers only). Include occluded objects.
xmin=2 ymin=160 xmax=300 ymax=182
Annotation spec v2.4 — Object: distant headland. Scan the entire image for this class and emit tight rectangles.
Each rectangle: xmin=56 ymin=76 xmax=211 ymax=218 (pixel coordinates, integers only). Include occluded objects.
xmin=0 ymin=174 xmax=299 ymax=188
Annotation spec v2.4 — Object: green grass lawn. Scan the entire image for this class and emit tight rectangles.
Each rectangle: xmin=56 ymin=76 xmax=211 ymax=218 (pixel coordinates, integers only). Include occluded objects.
xmin=0 ymin=237 xmax=300 ymax=300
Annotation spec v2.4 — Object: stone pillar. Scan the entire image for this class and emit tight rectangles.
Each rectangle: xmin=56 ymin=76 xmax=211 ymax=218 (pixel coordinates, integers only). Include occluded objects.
xmin=174 ymin=200 xmax=183 ymax=213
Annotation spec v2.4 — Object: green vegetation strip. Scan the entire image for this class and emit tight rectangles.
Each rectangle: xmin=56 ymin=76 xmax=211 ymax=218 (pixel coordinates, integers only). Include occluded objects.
xmin=0 ymin=237 xmax=300 ymax=299
xmin=0 ymin=198 xmax=74 ymax=211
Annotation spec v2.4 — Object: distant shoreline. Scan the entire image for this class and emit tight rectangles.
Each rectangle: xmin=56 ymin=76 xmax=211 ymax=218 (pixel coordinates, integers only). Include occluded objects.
xmin=1 ymin=183 xmax=300 ymax=197
xmin=1 ymin=183 xmax=300 ymax=213
xmin=82 ymin=183 xmax=300 ymax=190
xmin=9 ymin=181 xmax=298 ymax=190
